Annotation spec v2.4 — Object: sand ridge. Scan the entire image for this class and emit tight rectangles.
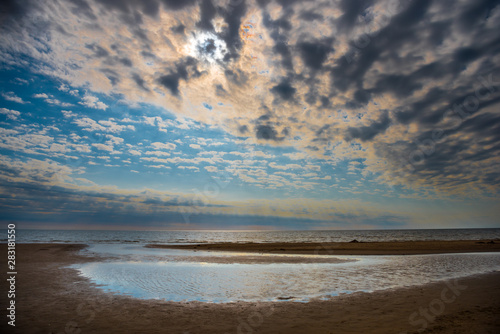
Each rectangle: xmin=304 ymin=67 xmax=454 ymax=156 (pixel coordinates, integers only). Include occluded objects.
xmin=146 ymin=239 xmax=500 ymax=255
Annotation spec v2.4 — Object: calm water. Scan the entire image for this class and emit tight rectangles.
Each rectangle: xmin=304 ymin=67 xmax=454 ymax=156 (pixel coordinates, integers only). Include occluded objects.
xmin=72 ymin=244 xmax=500 ymax=303
xmin=11 ymin=228 xmax=500 ymax=244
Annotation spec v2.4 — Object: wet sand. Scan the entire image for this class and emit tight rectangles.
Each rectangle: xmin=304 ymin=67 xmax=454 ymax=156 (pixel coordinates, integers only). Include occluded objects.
xmin=1 ymin=243 xmax=499 ymax=334
xmin=147 ymin=239 xmax=500 ymax=255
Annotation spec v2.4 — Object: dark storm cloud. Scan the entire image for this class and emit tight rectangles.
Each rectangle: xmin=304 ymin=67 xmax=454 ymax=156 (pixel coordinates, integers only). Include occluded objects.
xmin=197 ymin=0 xmax=216 ymax=31
xmin=345 ymin=111 xmax=390 ymax=142
xmin=251 ymin=110 xmax=287 ymax=141
xmin=337 ymin=0 xmax=375 ymax=32
xmin=119 ymin=57 xmax=133 ymax=67
xmin=376 ymin=87 xmax=500 ymax=191
xmin=215 ymin=84 xmax=227 ymax=96
xmin=255 ymin=0 xmax=272 ymax=7
xmin=372 ymin=74 xmax=423 ymax=98
xmin=458 ymin=0 xmax=500 ymax=30
xmin=331 ymin=0 xmax=434 ymax=92
xmin=132 ymin=73 xmax=148 ymax=91
xmin=171 ymin=24 xmax=185 ymax=34
xmin=67 ymin=0 xmax=97 ymax=20
xmin=395 ymin=87 xmax=444 ymax=124
xmin=321 ymin=0 xmax=500 ymax=192
xmin=396 ymin=71 xmax=500 ymax=126
xmin=94 ymin=0 xmax=196 ymax=16
xmin=140 ymin=0 xmax=160 ymax=17
xmin=256 ymin=124 xmax=284 ymax=141
xmin=0 ymin=0 xmax=40 ymax=32
xmin=220 ymin=0 xmax=247 ymax=61
xmin=100 ymin=68 xmax=121 ymax=86
xmin=271 ymin=80 xmax=296 ymax=101
xmin=141 ymin=51 xmax=156 ymax=59
xmin=158 ymin=74 xmax=181 ymax=95
xmin=0 ymin=0 xmax=29 ymax=19
xmin=262 ymin=10 xmax=294 ymax=71
xmin=157 ymin=57 xmax=202 ymax=96
xmin=94 ymin=0 xmax=133 ymax=14
xmin=85 ymin=44 xmax=109 ymax=58
xmin=224 ymin=69 xmax=248 ymax=85
xmin=299 ymin=10 xmax=323 ymax=21
xmin=161 ymin=0 xmax=198 ymax=11
xmin=238 ymin=124 xmax=248 ymax=134
xmin=257 ymin=114 xmax=270 ymax=121
xmin=379 ymin=111 xmax=500 ymax=188
xmin=353 ymin=89 xmax=371 ymax=105
xmin=297 ymin=38 xmax=334 ymax=71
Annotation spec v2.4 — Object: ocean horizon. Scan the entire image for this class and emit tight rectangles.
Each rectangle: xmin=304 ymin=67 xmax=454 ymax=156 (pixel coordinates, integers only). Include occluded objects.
xmin=7 ymin=227 xmax=500 ymax=245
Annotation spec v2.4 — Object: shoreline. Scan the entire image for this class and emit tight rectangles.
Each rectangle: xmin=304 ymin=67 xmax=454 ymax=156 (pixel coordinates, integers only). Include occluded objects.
xmin=1 ymin=243 xmax=499 ymax=333
xmin=146 ymin=239 xmax=500 ymax=255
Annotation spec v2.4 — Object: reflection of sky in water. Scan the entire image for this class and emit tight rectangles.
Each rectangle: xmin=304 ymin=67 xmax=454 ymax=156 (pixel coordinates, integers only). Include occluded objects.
xmin=73 ymin=245 xmax=500 ymax=303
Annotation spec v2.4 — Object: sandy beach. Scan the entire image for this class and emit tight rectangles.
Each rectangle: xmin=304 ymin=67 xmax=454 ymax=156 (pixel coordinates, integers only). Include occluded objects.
xmin=1 ymin=243 xmax=499 ymax=334
xmin=147 ymin=239 xmax=500 ymax=255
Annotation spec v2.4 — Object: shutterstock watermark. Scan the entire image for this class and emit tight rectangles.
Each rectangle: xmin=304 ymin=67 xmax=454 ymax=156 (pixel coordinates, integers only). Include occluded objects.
xmin=227 ymin=241 xmax=366 ymax=334
xmin=399 ymin=278 xmax=467 ymax=333
xmin=401 ymin=71 xmax=500 ymax=174
xmin=344 ymin=0 xmax=412 ymax=64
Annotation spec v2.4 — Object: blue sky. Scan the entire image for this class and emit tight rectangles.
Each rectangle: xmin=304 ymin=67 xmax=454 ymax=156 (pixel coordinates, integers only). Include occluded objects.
xmin=0 ymin=0 xmax=499 ymax=230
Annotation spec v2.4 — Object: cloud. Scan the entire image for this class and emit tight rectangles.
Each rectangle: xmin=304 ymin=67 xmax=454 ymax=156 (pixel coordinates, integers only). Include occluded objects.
xmin=129 ymin=150 xmax=142 ymax=156
xmin=151 ymin=142 xmax=176 ymax=150
xmin=59 ymin=84 xmax=79 ymax=96
xmin=79 ymin=94 xmax=108 ymax=110
xmin=269 ymin=162 xmax=303 ymax=170
xmin=73 ymin=118 xmax=107 ymax=132
xmin=157 ymin=57 xmax=202 ymax=96
xmin=92 ymin=143 xmax=115 ymax=152
xmin=33 ymin=93 xmax=73 ymax=107
xmin=1 ymin=92 xmax=29 ymax=104
xmin=297 ymin=38 xmax=334 ymax=70
xmin=204 ymin=166 xmax=218 ymax=172
xmin=256 ymin=124 xmax=284 ymax=141
xmin=145 ymin=151 xmax=171 ymax=157
xmin=345 ymin=111 xmax=391 ymax=142
xmin=1 ymin=0 xmax=499 ymax=200
xmin=72 ymin=117 xmax=135 ymax=133
xmin=0 ymin=108 xmax=21 ymax=120
xmin=61 ymin=110 xmax=76 ymax=118
xmin=45 ymin=98 xmax=73 ymax=107
xmin=271 ymin=80 xmax=296 ymax=101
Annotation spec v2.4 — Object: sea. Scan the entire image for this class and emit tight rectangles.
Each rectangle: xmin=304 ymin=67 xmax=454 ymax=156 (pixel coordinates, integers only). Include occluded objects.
xmin=8 ymin=228 xmax=500 ymax=303
xmin=11 ymin=227 xmax=500 ymax=244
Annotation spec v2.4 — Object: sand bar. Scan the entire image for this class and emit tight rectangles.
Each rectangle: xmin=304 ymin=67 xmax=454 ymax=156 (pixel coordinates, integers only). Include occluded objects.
xmin=1 ymin=243 xmax=499 ymax=334
xmin=146 ymin=239 xmax=500 ymax=255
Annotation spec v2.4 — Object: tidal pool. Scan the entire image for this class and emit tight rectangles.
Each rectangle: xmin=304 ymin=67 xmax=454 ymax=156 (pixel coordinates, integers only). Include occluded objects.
xmin=73 ymin=244 xmax=500 ymax=303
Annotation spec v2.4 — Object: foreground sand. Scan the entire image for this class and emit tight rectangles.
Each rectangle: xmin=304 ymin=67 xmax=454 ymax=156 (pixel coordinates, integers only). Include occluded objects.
xmin=0 ymin=243 xmax=499 ymax=334
xmin=147 ymin=239 xmax=500 ymax=255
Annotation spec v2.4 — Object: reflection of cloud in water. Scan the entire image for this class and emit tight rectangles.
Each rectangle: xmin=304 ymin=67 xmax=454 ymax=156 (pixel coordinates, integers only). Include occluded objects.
xmin=74 ymin=245 xmax=500 ymax=303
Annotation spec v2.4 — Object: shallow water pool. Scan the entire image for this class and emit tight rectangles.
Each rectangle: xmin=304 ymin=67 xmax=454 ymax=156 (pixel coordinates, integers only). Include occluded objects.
xmin=72 ymin=244 xmax=500 ymax=303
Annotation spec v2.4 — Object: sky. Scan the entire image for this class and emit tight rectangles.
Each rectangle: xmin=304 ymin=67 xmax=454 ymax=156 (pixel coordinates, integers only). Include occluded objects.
xmin=0 ymin=0 xmax=499 ymax=231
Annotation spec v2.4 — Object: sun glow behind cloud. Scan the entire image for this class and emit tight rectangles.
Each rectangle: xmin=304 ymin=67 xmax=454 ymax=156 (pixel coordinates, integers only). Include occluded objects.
xmin=186 ymin=31 xmax=229 ymax=65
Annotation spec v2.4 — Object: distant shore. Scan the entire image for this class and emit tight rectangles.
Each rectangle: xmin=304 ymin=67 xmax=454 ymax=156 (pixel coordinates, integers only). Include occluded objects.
xmin=146 ymin=239 xmax=500 ymax=255
xmin=1 ymin=243 xmax=499 ymax=333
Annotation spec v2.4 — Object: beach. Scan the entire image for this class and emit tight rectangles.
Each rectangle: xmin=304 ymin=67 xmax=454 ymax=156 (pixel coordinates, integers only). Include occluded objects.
xmin=1 ymin=243 xmax=500 ymax=334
